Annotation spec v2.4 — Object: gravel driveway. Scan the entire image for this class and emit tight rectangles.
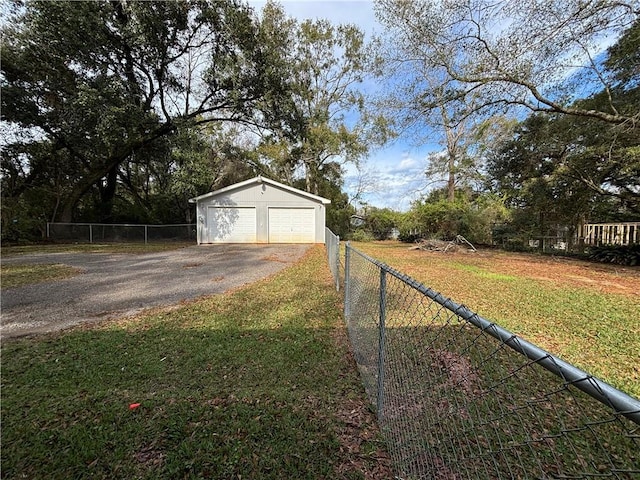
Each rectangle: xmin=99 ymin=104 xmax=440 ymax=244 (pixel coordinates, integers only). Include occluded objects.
xmin=1 ymin=244 xmax=310 ymax=338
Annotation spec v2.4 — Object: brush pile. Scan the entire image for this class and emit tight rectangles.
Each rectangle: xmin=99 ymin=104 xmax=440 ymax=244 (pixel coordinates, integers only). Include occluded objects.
xmin=410 ymin=235 xmax=477 ymax=253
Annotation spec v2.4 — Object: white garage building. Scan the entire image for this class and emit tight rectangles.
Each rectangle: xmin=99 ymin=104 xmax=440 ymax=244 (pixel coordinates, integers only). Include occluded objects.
xmin=189 ymin=176 xmax=331 ymax=244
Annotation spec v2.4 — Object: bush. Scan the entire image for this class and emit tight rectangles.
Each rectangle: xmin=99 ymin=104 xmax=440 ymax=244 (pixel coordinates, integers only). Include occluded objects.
xmin=587 ymin=244 xmax=640 ymax=266
xmin=398 ymin=194 xmax=510 ymax=245
xmin=350 ymin=229 xmax=376 ymax=242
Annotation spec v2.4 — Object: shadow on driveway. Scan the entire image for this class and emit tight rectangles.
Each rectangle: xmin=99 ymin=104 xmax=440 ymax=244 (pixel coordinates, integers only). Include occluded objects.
xmin=1 ymin=244 xmax=310 ymax=338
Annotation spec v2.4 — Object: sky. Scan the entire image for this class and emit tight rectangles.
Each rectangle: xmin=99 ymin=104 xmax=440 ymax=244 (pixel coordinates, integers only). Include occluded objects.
xmin=249 ymin=0 xmax=437 ymax=211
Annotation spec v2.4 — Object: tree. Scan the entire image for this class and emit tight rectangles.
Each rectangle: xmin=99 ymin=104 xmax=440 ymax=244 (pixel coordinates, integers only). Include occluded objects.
xmin=165 ymin=125 xmax=260 ymax=223
xmin=374 ymin=0 xmax=639 ymax=127
xmin=256 ymin=2 xmax=372 ymax=195
xmin=1 ymin=0 xmax=290 ymax=230
xmin=363 ymin=207 xmax=400 ymax=240
xmin=486 ymin=20 xmax=640 ymax=229
xmin=486 ymin=104 xmax=639 ymax=251
xmin=423 ymin=110 xmax=480 ymax=203
xmin=372 ymin=16 xmax=488 ymax=204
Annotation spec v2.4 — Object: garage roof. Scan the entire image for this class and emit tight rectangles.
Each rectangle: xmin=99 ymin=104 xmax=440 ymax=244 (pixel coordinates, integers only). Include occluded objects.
xmin=188 ymin=176 xmax=331 ymax=204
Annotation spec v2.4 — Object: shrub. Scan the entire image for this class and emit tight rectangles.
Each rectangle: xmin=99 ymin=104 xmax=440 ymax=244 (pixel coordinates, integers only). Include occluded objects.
xmin=587 ymin=244 xmax=640 ymax=266
xmin=350 ymin=229 xmax=376 ymax=242
xmin=398 ymin=194 xmax=510 ymax=245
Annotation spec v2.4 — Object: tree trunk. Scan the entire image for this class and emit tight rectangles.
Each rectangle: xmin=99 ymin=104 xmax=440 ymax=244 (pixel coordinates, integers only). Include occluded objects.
xmin=59 ymin=162 xmax=119 ymax=222
xmin=57 ymin=123 xmax=175 ymax=223
xmin=447 ymin=155 xmax=455 ymax=203
xmin=97 ymin=165 xmax=118 ymax=222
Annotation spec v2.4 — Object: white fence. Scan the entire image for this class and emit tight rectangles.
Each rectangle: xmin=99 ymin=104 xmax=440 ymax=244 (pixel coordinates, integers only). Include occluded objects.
xmin=581 ymin=222 xmax=640 ymax=246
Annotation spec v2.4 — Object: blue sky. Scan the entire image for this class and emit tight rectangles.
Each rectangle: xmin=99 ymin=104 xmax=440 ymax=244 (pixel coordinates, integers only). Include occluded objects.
xmin=249 ymin=0 xmax=437 ymax=211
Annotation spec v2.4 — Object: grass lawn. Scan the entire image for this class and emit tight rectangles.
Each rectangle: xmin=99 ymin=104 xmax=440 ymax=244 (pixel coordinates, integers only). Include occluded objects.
xmin=352 ymin=241 xmax=640 ymax=398
xmin=1 ymin=243 xmax=191 ymax=289
xmin=2 ymin=242 xmax=194 ymax=256
xmin=1 ymin=246 xmax=392 ymax=479
xmin=1 ymin=263 xmax=82 ymax=288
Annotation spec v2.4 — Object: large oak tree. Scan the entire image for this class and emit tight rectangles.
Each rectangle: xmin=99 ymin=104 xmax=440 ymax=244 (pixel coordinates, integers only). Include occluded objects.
xmin=1 ymin=0 xmax=290 ymax=226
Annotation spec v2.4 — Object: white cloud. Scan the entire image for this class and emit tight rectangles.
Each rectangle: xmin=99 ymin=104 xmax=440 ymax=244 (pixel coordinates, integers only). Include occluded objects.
xmin=343 ymin=146 xmax=438 ymax=212
xmin=398 ymin=157 xmax=417 ymax=169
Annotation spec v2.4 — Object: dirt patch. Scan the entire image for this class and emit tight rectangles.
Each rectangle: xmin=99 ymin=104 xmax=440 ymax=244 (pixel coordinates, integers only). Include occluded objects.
xmin=133 ymin=445 xmax=165 ymax=468
xmin=431 ymin=349 xmax=480 ymax=397
xmin=408 ymin=248 xmax=640 ymax=297
xmin=479 ymin=251 xmax=640 ymax=296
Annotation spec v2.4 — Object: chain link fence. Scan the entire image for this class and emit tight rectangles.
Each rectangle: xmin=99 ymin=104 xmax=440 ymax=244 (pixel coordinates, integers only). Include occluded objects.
xmin=343 ymin=243 xmax=640 ymax=480
xmin=325 ymin=228 xmax=341 ymax=291
xmin=47 ymin=223 xmax=196 ymax=244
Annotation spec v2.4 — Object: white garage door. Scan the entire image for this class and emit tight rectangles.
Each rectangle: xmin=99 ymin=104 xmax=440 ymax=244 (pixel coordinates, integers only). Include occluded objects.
xmin=268 ymin=208 xmax=315 ymax=243
xmin=207 ymin=207 xmax=256 ymax=243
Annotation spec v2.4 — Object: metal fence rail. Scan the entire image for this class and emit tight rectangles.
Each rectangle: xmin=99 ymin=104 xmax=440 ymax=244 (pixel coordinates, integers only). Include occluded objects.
xmin=325 ymin=228 xmax=340 ymax=291
xmin=47 ymin=222 xmax=196 ymax=244
xmin=343 ymin=243 xmax=640 ymax=479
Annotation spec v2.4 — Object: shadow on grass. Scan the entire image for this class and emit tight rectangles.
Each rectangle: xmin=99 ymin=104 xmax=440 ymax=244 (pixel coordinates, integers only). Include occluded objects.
xmin=1 ymin=246 xmax=392 ymax=480
xmin=349 ymin=320 xmax=640 ymax=480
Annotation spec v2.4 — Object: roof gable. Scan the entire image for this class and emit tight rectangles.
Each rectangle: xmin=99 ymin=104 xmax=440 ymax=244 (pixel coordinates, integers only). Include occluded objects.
xmin=188 ymin=176 xmax=331 ymax=204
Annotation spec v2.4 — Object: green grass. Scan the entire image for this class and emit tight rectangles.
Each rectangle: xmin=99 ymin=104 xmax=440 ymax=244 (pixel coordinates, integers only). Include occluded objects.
xmin=378 ymin=324 xmax=639 ymax=479
xmin=1 ymin=246 xmax=391 ymax=479
xmin=347 ymin=242 xmax=640 ymax=478
xmin=449 ymin=262 xmax=518 ymax=281
xmin=353 ymin=242 xmax=640 ymax=398
xmin=2 ymin=242 xmax=193 ymax=257
xmin=1 ymin=263 xmax=81 ymax=288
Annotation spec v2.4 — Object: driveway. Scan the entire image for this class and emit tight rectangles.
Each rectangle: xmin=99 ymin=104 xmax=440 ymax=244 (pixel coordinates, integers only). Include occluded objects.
xmin=1 ymin=244 xmax=310 ymax=338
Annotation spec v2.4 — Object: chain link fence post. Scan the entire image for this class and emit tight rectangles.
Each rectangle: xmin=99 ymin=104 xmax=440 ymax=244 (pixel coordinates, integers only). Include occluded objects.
xmin=335 ymin=234 xmax=340 ymax=291
xmin=377 ymin=268 xmax=387 ymax=419
xmin=344 ymin=241 xmax=351 ymax=319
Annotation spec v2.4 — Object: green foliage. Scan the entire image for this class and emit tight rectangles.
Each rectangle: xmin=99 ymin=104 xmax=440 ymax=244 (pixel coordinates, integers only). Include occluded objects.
xmin=326 ymin=199 xmax=355 ymax=239
xmin=482 ymin=19 xmax=640 ymax=246
xmin=376 ymin=1 xmax=639 ymax=252
xmin=321 ymin=184 xmax=355 ymax=239
xmin=350 ymin=229 xmax=376 ymax=242
xmin=588 ymin=245 xmax=640 ymax=266
xmin=605 ymin=18 xmax=640 ymax=88
xmin=362 ymin=207 xmax=400 ymax=240
xmin=400 ymin=191 xmax=509 ymax=245
xmin=1 ymin=0 xmax=291 ymax=231
xmin=486 ymin=91 xmax=640 ymax=248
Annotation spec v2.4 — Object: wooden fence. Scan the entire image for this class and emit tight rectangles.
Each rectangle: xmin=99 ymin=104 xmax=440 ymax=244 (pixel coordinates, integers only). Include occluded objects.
xmin=580 ymin=222 xmax=640 ymax=246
